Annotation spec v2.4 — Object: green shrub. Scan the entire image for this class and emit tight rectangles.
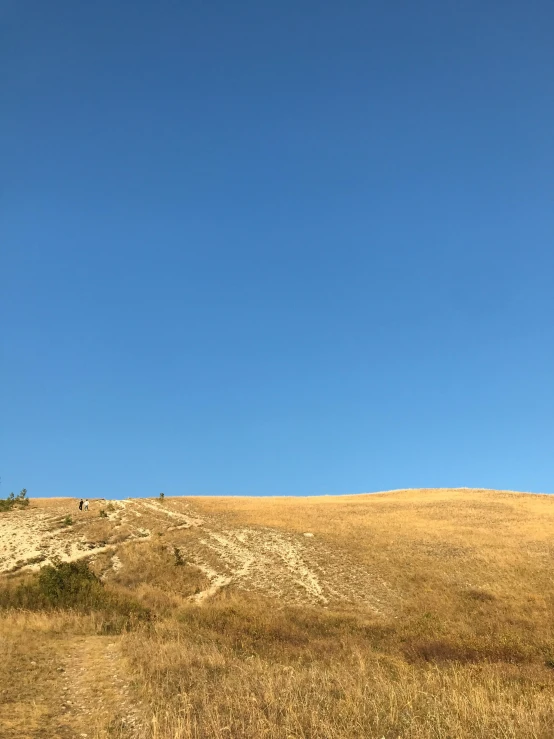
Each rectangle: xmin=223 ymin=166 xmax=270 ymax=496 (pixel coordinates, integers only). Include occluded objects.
xmin=173 ymin=546 xmax=184 ymax=566
xmin=63 ymin=515 xmax=72 ymax=527
xmin=0 ymin=489 xmax=30 ymax=512
xmin=99 ymin=509 xmax=108 ymax=518
xmin=38 ymin=559 xmax=104 ymax=608
xmin=0 ymin=559 xmax=150 ymax=630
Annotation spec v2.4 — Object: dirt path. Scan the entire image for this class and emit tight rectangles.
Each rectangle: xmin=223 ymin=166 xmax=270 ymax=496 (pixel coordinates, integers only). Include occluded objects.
xmin=1 ymin=499 xmax=396 ymax=611
xmin=58 ymin=635 xmax=143 ymax=738
xmin=135 ymin=499 xmax=203 ymax=528
xmin=0 ymin=618 xmax=143 ymax=739
xmin=130 ymin=500 xmax=391 ymax=611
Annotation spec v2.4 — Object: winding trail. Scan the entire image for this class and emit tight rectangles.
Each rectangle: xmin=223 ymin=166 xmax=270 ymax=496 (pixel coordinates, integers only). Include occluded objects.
xmin=1 ymin=498 xmax=395 ymax=612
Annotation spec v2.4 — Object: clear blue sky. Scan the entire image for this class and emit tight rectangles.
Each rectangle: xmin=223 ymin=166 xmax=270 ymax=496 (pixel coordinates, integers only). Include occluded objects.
xmin=1 ymin=1 xmax=553 ymax=498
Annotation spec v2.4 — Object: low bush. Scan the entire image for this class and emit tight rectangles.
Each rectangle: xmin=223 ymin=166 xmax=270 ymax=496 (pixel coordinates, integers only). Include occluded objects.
xmin=0 ymin=489 xmax=30 ymax=512
xmin=0 ymin=559 xmax=149 ymax=631
xmin=173 ymin=546 xmax=184 ymax=566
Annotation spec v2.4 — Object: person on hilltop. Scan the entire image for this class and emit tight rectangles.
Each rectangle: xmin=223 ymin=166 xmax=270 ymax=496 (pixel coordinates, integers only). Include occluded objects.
xmin=78 ymin=499 xmax=83 ymax=511
xmin=84 ymin=499 xmax=89 ymax=511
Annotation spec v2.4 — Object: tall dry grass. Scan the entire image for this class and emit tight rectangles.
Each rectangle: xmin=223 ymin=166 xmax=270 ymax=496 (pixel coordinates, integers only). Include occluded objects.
xmin=123 ymin=592 xmax=554 ymax=738
xmin=116 ymin=488 xmax=553 ymax=738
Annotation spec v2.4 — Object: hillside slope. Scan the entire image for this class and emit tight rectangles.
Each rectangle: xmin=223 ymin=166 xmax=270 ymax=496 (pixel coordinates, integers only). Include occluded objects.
xmin=1 ymin=488 xmax=553 ymax=738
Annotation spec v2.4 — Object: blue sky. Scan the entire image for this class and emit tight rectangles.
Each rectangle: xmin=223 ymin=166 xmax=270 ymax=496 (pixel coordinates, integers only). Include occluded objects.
xmin=1 ymin=1 xmax=553 ymax=498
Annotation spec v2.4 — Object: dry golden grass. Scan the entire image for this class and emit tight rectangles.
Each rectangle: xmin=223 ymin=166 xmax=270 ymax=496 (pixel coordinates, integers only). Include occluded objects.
xmin=189 ymin=488 xmax=554 ymax=660
xmin=0 ymin=610 xmax=141 ymax=739
xmin=125 ymin=603 xmax=554 ymax=739
xmin=105 ymin=538 xmax=210 ymax=614
xmin=1 ymin=488 xmax=554 ymax=737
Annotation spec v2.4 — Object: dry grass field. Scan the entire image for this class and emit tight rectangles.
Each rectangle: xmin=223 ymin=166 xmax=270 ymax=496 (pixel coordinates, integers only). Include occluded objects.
xmin=1 ymin=488 xmax=553 ymax=738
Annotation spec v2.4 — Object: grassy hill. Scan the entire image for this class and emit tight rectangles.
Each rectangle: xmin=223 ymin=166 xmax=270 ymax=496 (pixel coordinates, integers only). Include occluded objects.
xmin=1 ymin=488 xmax=553 ymax=738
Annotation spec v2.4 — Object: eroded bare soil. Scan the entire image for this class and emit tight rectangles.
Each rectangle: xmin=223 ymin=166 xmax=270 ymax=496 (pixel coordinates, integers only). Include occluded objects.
xmin=0 ymin=498 xmax=394 ymax=612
